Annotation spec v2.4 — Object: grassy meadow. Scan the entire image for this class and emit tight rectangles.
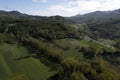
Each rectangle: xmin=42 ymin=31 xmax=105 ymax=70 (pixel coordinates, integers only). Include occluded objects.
xmin=0 ymin=43 xmax=55 ymax=80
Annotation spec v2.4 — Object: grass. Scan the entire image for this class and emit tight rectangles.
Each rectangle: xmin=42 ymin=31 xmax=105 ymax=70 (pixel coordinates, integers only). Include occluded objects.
xmin=0 ymin=38 xmax=116 ymax=80
xmin=0 ymin=54 xmax=12 ymax=75
xmin=0 ymin=43 xmax=29 ymax=80
xmin=0 ymin=57 xmax=8 ymax=80
xmin=64 ymin=49 xmax=83 ymax=58
xmin=55 ymin=38 xmax=81 ymax=49
xmin=55 ymin=38 xmax=115 ymax=58
xmin=18 ymin=57 xmax=55 ymax=80
xmin=7 ymin=74 xmax=29 ymax=80
xmin=55 ymin=39 xmax=84 ymax=58
xmin=36 ymin=38 xmax=83 ymax=58
xmin=78 ymin=40 xmax=115 ymax=52
xmin=0 ymin=43 xmax=55 ymax=80
xmin=98 ymin=39 xmax=116 ymax=45
xmin=55 ymin=38 xmax=104 ymax=49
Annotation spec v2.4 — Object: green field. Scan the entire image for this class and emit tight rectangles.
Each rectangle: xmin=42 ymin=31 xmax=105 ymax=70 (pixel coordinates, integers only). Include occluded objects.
xmin=0 ymin=43 xmax=55 ymax=80
xmin=0 ymin=39 xmax=117 ymax=80
xmin=55 ymin=38 xmax=115 ymax=58
xmin=18 ymin=57 xmax=55 ymax=80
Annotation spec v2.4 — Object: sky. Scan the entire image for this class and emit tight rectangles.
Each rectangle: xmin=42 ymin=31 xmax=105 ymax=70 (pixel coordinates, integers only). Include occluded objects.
xmin=0 ymin=0 xmax=120 ymax=16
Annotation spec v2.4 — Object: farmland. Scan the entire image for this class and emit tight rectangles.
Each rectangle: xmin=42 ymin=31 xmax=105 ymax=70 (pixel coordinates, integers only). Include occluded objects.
xmin=0 ymin=43 xmax=55 ymax=80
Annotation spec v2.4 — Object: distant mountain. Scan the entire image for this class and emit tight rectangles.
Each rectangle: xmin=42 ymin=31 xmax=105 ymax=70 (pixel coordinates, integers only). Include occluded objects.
xmin=0 ymin=10 xmax=71 ymax=24
xmin=69 ymin=9 xmax=120 ymax=23
xmin=0 ymin=9 xmax=120 ymax=40
xmin=0 ymin=10 xmax=46 ymax=20
xmin=69 ymin=9 xmax=120 ymax=40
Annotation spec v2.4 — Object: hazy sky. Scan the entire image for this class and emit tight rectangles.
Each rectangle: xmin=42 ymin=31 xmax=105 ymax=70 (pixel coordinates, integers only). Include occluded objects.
xmin=0 ymin=0 xmax=120 ymax=16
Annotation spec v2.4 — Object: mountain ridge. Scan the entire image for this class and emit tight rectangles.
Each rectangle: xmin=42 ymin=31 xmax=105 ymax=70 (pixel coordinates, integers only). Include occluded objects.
xmin=69 ymin=9 xmax=120 ymax=23
xmin=1 ymin=8 xmax=120 ymax=18
xmin=0 ymin=10 xmax=47 ymax=20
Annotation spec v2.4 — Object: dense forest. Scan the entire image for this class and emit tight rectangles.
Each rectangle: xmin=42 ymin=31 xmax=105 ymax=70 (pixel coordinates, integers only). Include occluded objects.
xmin=0 ymin=10 xmax=120 ymax=80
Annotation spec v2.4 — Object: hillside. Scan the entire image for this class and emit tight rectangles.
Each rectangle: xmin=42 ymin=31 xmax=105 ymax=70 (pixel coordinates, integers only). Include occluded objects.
xmin=0 ymin=10 xmax=46 ymax=20
xmin=69 ymin=9 xmax=120 ymax=42
xmin=0 ymin=10 xmax=120 ymax=80
xmin=70 ymin=9 xmax=120 ymax=23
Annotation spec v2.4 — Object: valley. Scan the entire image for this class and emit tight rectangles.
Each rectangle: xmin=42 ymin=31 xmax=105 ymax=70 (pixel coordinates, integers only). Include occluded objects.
xmin=0 ymin=9 xmax=120 ymax=80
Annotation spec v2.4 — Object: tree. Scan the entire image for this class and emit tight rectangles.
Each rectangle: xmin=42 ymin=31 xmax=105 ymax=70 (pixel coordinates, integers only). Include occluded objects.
xmin=97 ymin=70 xmax=119 ymax=80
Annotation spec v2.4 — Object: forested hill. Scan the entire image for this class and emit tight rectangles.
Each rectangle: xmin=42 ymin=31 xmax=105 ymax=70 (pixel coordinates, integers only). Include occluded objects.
xmin=0 ymin=10 xmax=120 ymax=80
xmin=69 ymin=9 xmax=120 ymax=23
xmin=0 ymin=10 xmax=120 ymax=45
xmin=0 ymin=10 xmax=46 ymax=20
xmin=69 ymin=9 xmax=120 ymax=40
xmin=0 ymin=11 xmax=78 ymax=41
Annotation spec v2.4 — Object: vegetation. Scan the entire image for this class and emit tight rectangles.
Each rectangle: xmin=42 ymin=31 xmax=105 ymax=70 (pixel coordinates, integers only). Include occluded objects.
xmin=70 ymin=9 xmax=120 ymax=40
xmin=0 ymin=10 xmax=120 ymax=80
xmin=0 ymin=43 xmax=55 ymax=80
